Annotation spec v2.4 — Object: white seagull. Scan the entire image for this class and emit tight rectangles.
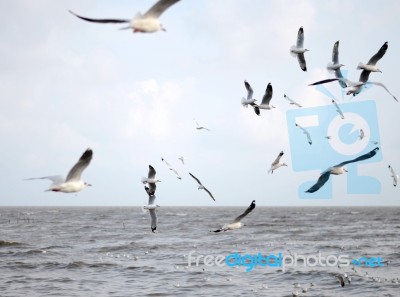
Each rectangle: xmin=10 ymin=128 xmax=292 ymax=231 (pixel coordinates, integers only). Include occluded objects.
xmin=357 ymin=42 xmax=388 ymax=82
xmin=332 ymin=99 xmax=344 ymax=119
xmin=305 ymin=147 xmax=379 ymax=193
xmin=253 ymin=83 xmax=275 ymax=115
xmin=268 ymin=151 xmax=288 ymax=174
xmin=284 ymin=94 xmax=303 ymax=108
xmin=188 ymin=172 xmax=215 ymax=201
xmin=141 ymin=165 xmax=161 ymax=195
xmin=25 ymin=148 xmax=93 ymax=193
xmin=161 ymin=157 xmax=181 ymax=179
xmin=194 ymin=119 xmax=210 ymax=131
xmin=212 ymin=200 xmax=256 ymax=232
xmin=143 ymin=186 xmax=159 ymax=233
xmin=388 ymin=165 xmax=399 ymax=187
xmin=69 ymin=0 xmax=180 ymax=33
xmin=242 ymin=80 xmax=258 ymax=109
xmin=327 ymin=41 xmax=347 ymax=88
xmin=290 ymin=26 xmax=309 ymax=72
xmin=295 ymin=123 xmax=312 ymax=145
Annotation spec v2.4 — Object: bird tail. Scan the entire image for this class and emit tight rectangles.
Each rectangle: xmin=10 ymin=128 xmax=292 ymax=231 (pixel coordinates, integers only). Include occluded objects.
xmin=356 ymin=62 xmax=364 ymax=70
xmin=326 ymin=63 xmax=335 ymax=73
xmin=141 ymin=177 xmax=148 ymax=184
xmin=241 ymin=97 xmax=247 ymax=107
xmin=289 ymin=46 xmax=297 ymax=57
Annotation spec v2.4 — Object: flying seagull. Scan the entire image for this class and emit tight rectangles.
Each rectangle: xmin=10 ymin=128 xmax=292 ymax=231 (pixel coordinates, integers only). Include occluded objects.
xmin=268 ymin=151 xmax=288 ymax=174
xmin=295 ymin=123 xmax=312 ymax=145
xmin=327 ymin=41 xmax=346 ymax=88
xmin=143 ymin=186 xmax=159 ymax=232
xmin=290 ymin=26 xmax=309 ymax=71
xmin=178 ymin=156 xmax=184 ymax=165
xmin=332 ymin=99 xmax=344 ymax=119
xmin=212 ymin=200 xmax=256 ymax=232
xmin=388 ymin=165 xmax=399 ymax=187
xmin=194 ymin=119 xmax=210 ymax=131
xmin=25 ymin=148 xmax=93 ymax=193
xmin=309 ymin=77 xmax=397 ymax=102
xmin=305 ymin=147 xmax=379 ymax=193
xmin=69 ymin=0 xmax=180 ymax=33
xmin=284 ymin=94 xmax=303 ymax=108
xmin=359 ymin=129 xmax=365 ymax=140
xmin=161 ymin=157 xmax=181 ymax=179
xmin=253 ymin=83 xmax=275 ymax=115
xmin=242 ymin=80 xmax=258 ymax=108
xmin=141 ymin=165 xmax=161 ymax=195
xmin=357 ymin=42 xmax=388 ymax=82
xmin=188 ymin=172 xmax=215 ymax=201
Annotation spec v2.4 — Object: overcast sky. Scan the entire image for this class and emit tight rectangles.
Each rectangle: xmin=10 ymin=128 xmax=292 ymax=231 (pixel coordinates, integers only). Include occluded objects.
xmin=1 ymin=0 xmax=399 ymax=207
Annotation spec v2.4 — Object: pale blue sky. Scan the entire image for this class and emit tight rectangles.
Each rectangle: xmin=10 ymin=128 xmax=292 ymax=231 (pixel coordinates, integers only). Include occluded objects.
xmin=1 ymin=0 xmax=399 ymax=206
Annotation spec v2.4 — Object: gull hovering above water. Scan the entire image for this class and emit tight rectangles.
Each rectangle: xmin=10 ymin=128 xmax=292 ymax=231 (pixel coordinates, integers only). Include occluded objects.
xmin=69 ymin=0 xmax=180 ymax=33
xmin=268 ymin=151 xmax=288 ymax=174
xmin=161 ymin=157 xmax=181 ymax=179
xmin=212 ymin=200 xmax=256 ymax=232
xmin=188 ymin=172 xmax=215 ymax=201
xmin=290 ymin=26 xmax=309 ymax=71
xmin=295 ymin=123 xmax=312 ymax=145
xmin=305 ymin=147 xmax=379 ymax=193
xmin=143 ymin=186 xmax=159 ymax=232
xmin=332 ymin=99 xmax=344 ymax=119
xmin=25 ymin=148 xmax=93 ymax=193
xmin=357 ymin=42 xmax=388 ymax=82
xmin=388 ymin=165 xmax=399 ymax=187
xmin=141 ymin=165 xmax=160 ymax=195
xmin=284 ymin=94 xmax=303 ymax=108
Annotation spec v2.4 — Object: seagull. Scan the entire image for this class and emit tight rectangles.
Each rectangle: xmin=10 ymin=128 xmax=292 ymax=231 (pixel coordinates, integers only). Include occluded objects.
xmin=290 ymin=26 xmax=309 ymax=71
xmin=327 ymin=41 xmax=347 ymax=88
xmin=305 ymin=147 xmax=379 ymax=193
xmin=212 ymin=200 xmax=256 ymax=232
xmin=188 ymin=172 xmax=215 ymax=201
xmin=295 ymin=123 xmax=312 ymax=145
xmin=194 ymin=119 xmax=210 ymax=131
xmin=309 ymin=77 xmax=397 ymax=101
xmin=69 ymin=0 xmax=180 ymax=33
xmin=25 ymin=148 xmax=93 ymax=193
xmin=242 ymin=80 xmax=258 ymax=108
xmin=284 ymin=94 xmax=303 ymax=107
xmin=178 ymin=156 xmax=185 ymax=165
xmin=336 ymin=274 xmax=345 ymax=287
xmin=359 ymin=129 xmax=365 ymax=140
xmin=332 ymin=99 xmax=344 ymax=119
xmin=161 ymin=157 xmax=181 ymax=179
xmin=357 ymin=42 xmax=388 ymax=82
xmin=388 ymin=165 xmax=399 ymax=187
xmin=141 ymin=165 xmax=161 ymax=195
xmin=268 ymin=151 xmax=288 ymax=174
xmin=253 ymin=83 xmax=275 ymax=115
xmin=143 ymin=186 xmax=159 ymax=232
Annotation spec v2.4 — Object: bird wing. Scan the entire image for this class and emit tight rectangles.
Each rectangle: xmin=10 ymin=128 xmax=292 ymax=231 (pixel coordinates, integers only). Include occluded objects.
xmin=367 ymin=41 xmax=388 ymax=65
xmin=244 ymin=80 xmax=254 ymax=100
xmin=148 ymin=165 xmax=157 ymax=179
xmin=161 ymin=157 xmax=172 ymax=168
xmin=148 ymin=194 xmax=156 ymax=205
xmin=261 ymin=83 xmax=273 ymax=105
xmin=232 ymin=200 xmax=256 ymax=223
xmin=332 ymin=99 xmax=344 ymax=119
xmin=203 ymin=187 xmax=216 ymax=201
xmin=65 ymin=148 xmax=93 ymax=182
xmin=24 ymin=175 xmax=65 ymax=186
xmin=189 ymin=172 xmax=202 ymax=185
xmin=272 ymin=151 xmax=284 ymax=166
xmin=253 ymin=105 xmax=260 ymax=116
xmin=149 ymin=208 xmax=157 ymax=232
xmin=359 ymin=69 xmax=371 ymax=83
xmin=359 ymin=129 xmax=364 ymax=139
xmin=284 ymin=94 xmax=302 ymax=107
xmin=69 ymin=10 xmax=130 ymax=24
xmin=178 ymin=157 xmax=184 ymax=165
xmin=148 ymin=183 xmax=157 ymax=195
xmin=305 ymin=171 xmax=332 ymax=193
xmin=296 ymin=124 xmax=312 ymax=145
xmin=334 ymin=69 xmax=348 ymax=88
xmin=297 ymin=53 xmax=307 ymax=72
xmin=365 ymin=81 xmax=398 ymax=102
xmin=336 ymin=147 xmax=379 ymax=167
xmin=296 ymin=27 xmax=304 ymax=48
xmin=332 ymin=40 xmax=339 ymax=64
xmin=144 ymin=0 xmax=181 ymax=18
